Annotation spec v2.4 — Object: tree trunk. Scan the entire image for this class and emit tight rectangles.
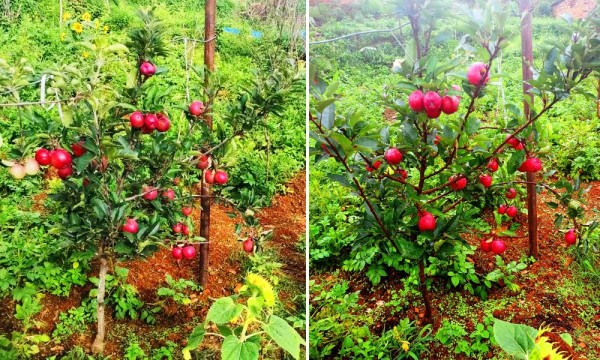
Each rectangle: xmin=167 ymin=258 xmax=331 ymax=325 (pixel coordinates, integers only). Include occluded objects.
xmin=418 ymin=261 xmax=432 ymax=323
xmin=519 ymin=0 xmax=539 ymax=259
xmin=91 ymin=254 xmax=108 ymax=354
xmin=199 ymin=0 xmax=216 ymax=287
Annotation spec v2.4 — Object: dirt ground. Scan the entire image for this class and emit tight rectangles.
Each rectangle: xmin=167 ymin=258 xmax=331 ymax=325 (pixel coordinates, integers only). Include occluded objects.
xmin=311 ymin=179 xmax=600 ymax=359
xmin=0 ymin=172 xmax=306 ymax=359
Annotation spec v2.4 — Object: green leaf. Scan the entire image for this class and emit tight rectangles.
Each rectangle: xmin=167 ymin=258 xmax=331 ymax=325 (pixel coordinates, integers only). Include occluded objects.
xmin=221 ymin=336 xmax=259 ymax=360
xmin=205 ymin=297 xmax=243 ymax=325
xmin=182 ymin=326 xmax=206 ymax=358
xmin=263 ymin=315 xmax=303 ymax=359
xmin=493 ymin=319 xmax=537 ymax=359
xmin=507 ymin=151 xmax=525 ymax=174
xmin=465 ymin=117 xmax=481 ymax=135
xmin=396 ymin=239 xmax=424 ymax=260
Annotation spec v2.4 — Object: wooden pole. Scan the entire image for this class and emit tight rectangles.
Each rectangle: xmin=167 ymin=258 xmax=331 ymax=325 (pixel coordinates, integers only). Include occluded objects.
xmin=519 ymin=0 xmax=539 ymax=259
xmin=199 ymin=0 xmax=216 ymax=286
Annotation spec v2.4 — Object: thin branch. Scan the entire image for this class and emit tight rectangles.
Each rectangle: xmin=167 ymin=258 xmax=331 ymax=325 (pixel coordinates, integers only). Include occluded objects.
xmin=310 ymin=23 xmax=410 ymax=45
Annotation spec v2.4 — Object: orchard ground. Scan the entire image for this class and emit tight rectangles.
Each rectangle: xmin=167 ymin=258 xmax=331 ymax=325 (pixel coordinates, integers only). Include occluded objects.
xmin=0 ymin=172 xmax=306 ymax=359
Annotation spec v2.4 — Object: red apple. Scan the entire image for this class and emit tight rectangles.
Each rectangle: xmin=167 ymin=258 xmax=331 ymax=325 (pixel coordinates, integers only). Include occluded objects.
xmin=182 ymin=207 xmax=193 ymax=217
xmin=162 ymin=188 xmax=175 ymax=202
xmin=156 ymin=114 xmax=171 ymax=132
xmin=518 ymin=157 xmax=542 ymax=173
xmin=418 ymin=212 xmax=436 ymax=232
xmin=182 ymin=245 xmax=196 ymax=259
xmin=189 ymin=101 xmax=205 ymax=116
xmin=144 ymin=113 xmax=158 ymax=130
xmin=384 ymin=147 xmax=403 ymax=165
xmin=50 ymin=149 xmax=72 ymax=169
xmin=423 ymin=91 xmax=442 ymax=118
xmin=197 ymin=155 xmax=210 ymax=170
xmin=204 ymin=170 xmax=215 ymax=184
xmin=408 ymin=90 xmax=425 ymax=112
xmin=214 ymin=170 xmax=228 ymax=185
xmin=479 ymin=174 xmax=493 ymax=188
xmin=480 ymin=240 xmax=492 ymax=252
xmin=434 ymin=135 xmax=441 ymax=145
xmin=57 ymin=165 xmax=73 ymax=179
xmin=506 ymin=206 xmax=518 ymax=218
xmin=122 ymin=218 xmax=139 ymax=234
xmin=498 ymin=204 xmax=506 ymax=215
xmin=182 ymin=225 xmax=190 ymax=236
xmin=565 ymin=229 xmax=577 ymax=245
xmin=396 ymin=168 xmax=408 ymax=180
xmin=243 ymin=238 xmax=254 ymax=253
xmin=449 ymin=175 xmax=467 ymax=191
xmin=142 ymin=186 xmax=158 ymax=201
xmin=130 ymin=111 xmax=144 ymax=128
xmin=487 ymin=158 xmax=499 ymax=172
xmin=506 ymin=188 xmax=517 ymax=199
xmin=173 ymin=223 xmax=183 ymax=234
xmin=440 ymin=95 xmax=459 ymax=114
xmin=172 ymin=247 xmax=183 ymax=260
xmin=467 ymin=62 xmax=489 ymax=86
xmin=71 ymin=141 xmax=87 ymax=157
xmin=491 ymin=239 xmax=506 ymax=255
xmin=140 ymin=61 xmax=156 ymax=77
xmin=35 ymin=148 xmax=51 ymax=166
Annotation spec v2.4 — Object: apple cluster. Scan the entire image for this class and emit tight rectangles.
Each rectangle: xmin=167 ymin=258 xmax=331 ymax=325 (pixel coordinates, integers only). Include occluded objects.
xmin=408 ymin=86 xmax=461 ymax=118
xmin=196 ymin=154 xmax=228 ymax=185
xmin=35 ymin=147 xmax=80 ymax=179
xmin=129 ymin=111 xmax=170 ymax=133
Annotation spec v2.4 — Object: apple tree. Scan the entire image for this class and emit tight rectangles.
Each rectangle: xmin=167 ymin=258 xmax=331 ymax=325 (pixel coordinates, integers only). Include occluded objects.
xmin=310 ymin=0 xmax=600 ymax=322
xmin=1 ymin=10 xmax=302 ymax=354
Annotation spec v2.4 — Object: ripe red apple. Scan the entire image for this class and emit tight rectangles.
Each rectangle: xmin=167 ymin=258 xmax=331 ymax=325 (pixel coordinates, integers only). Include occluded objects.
xmin=506 ymin=206 xmax=518 ymax=218
xmin=140 ymin=61 xmax=156 ymax=77
xmin=141 ymin=125 xmax=154 ymax=134
xmin=514 ymin=142 xmax=524 ymax=150
xmin=440 ymin=95 xmax=459 ymax=114
xmin=498 ymin=204 xmax=507 ymax=215
xmin=479 ymin=174 xmax=493 ymax=188
xmin=480 ymin=240 xmax=492 ymax=252
xmin=418 ymin=212 xmax=436 ymax=232
xmin=487 ymin=158 xmax=499 ymax=172
xmin=162 ymin=188 xmax=175 ymax=202
xmin=423 ymin=91 xmax=442 ymax=116
xmin=35 ymin=148 xmax=51 ymax=166
xmin=189 ymin=101 xmax=205 ymax=116
xmin=506 ymin=135 xmax=520 ymax=148
xmin=204 ymin=170 xmax=215 ymax=184
xmin=24 ymin=158 xmax=40 ymax=175
xmin=182 ymin=245 xmax=196 ymax=259
xmin=518 ymin=157 xmax=542 ymax=173
xmin=156 ymin=114 xmax=171 ymax=132
xmin=71 ymin=141 xmax=87 ymax=157
xmin=384 ymin=147 xmax=403 ymax=165
xmin=434 ymin=135 xmax=441 ymax=145
xmin=565 ymin=229 xmax=577 ymax=245
xmin=50 ymin=149 xmax=72 ymax=169
xmin=396 ymin=168 xmax=408 ymax=180
xmin=449 ymin=175 xmax=467 ymax=191
xmin=57 ymin=165 xmax=73 ymax=179
xmin=142 ymin=186 xmax=158 ymax=201
xmin=467 ymin=62 xmax=489 ymax=86
xmin=366 ymin=160 xmax=382 ymax=172
xmin=491 ymin=239 xmax=506 ymax=255
xmin=173 ymin=223 xmax=183 ymax=234
xmin=243 ymin=238 xmax=254 ymax=253
xmin=9 ymin=164 xmax=26 ymax=179
xmin=172 ymin=247 xmax=183 ymax=260
xmin=425 ymin=107 xmax=442 ymax=118
xmin=408 ymin=90 xmax=425 ymax=112
xmin=197 ymin=155 xmax=210 ymax=170
xmin=122 ymin=218 xmax=139 ymax=234
xmin=182 ymin=225 xmax=190 ymax=236
xmin=506 ymin=188 xmax=517 ymax=199
xmin=130 ymin=111 xmax=144 ymax=128
xmin=215 ymin=170 xmax=228 ymax=185
xmin=144 ymin=113 xmax=158 ymax=130
xmin=182 ymin=207 xmax=193 ymax=217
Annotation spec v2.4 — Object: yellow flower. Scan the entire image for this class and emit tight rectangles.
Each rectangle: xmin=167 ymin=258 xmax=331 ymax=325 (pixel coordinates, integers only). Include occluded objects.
xmin=401 ymin=341 xmax=410 ymax=352
xmin=62 ymin=12 xmax=71 ymax=21
xmin=71 ymin=22 xmax=83 ymax=34
xmin=82 ymin=12 xmax=91 ymax=22
xmin=60 ymin=32 xmax=66 ymax=41
xmin=246 ymin=274 xmax=276 ymax=307
xmin=94 ymin=19 xmax=100 ymax=29
xmin=83 ymin=52 xmax=89 ymax=59
xmin=103 ymin=25 xmax=109 ymax=34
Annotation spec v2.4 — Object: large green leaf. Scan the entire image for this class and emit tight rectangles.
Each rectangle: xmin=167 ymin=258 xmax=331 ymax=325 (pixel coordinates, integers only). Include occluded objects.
xmin=221 ymin=336 xmax=259 ymax=360
xmin=493 ymin=319 xmax=537 ymax=359
xmin=262 ymin=315 xmax=304 ymax=360
xmin=205 ymin=297 xmax=243 ymax=325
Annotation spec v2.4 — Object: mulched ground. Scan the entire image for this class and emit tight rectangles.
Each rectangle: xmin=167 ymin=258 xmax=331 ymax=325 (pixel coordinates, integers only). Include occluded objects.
xmin=311 ymin=179 xmax=600 ymax=359
xmin=0 ymin=172 xmax=306 ymax=359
